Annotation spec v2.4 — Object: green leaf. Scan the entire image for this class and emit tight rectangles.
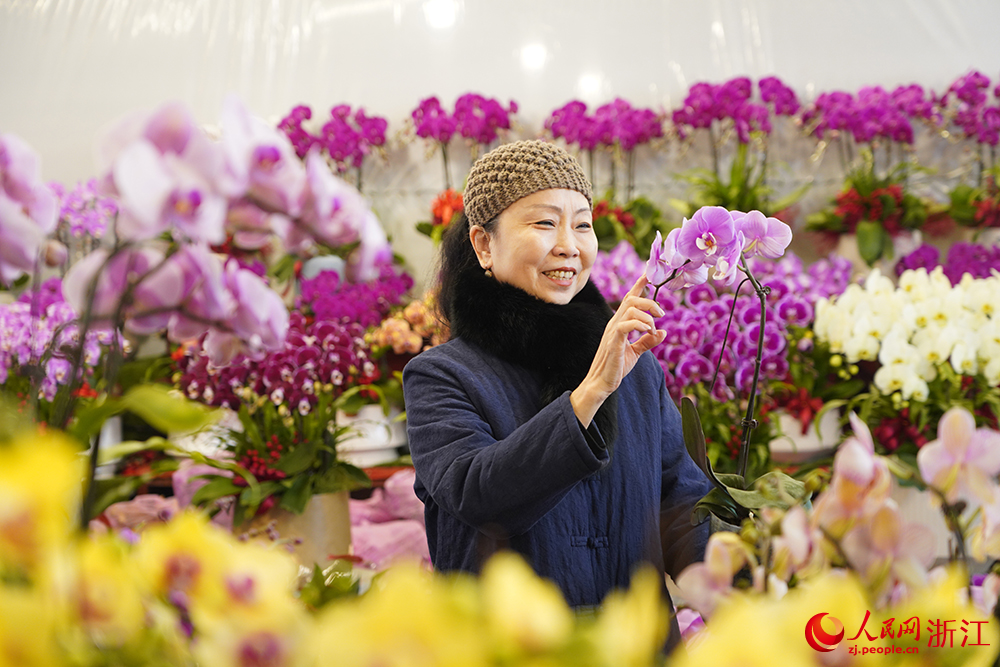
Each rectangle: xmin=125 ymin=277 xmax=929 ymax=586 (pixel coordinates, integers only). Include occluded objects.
xmin=68 ymin=397 xmax=124 ymax=445
xmin=119 ymin=384 xmax=218 ymax=435
xmin=771 ymin=182 xmax=811 ymax=213
xmin=855 ymin=220 xmax=886 ymax=266
xmin=715 ymin=473 xmax=747 ymax=490
xmin=681 ymin=397 xmax=722 ymax=487
xmin=278 ymin=474 xmax=313 ymax=514
xmin=190 ymin=476 xmax=243 ymax=506
xmin=275 ymin=439 xmax=318 ymax=476
xmin=313 ymin=463 xmax=371 ymax=495
xmin=98 ymin=437 xmax=174 ymax=465
xmin=415 ymin=222 xmax=434 ymax=236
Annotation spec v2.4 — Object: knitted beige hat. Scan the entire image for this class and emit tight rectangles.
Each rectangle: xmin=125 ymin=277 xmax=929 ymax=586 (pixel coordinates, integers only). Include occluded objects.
xmin=463 ymin=140 xmax=593 ymax=227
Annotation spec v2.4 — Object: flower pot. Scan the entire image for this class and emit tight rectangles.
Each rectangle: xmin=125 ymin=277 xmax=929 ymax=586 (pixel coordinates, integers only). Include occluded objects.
xmin=768 ymin=408 xmax=840 ymax=464
xmin=835 ymin=230 xmax=922 ymax=279
xmin=238 ymin=491 xmax=352 ymax=569
xmin=337 ymin=405 xmax=406 ymax=467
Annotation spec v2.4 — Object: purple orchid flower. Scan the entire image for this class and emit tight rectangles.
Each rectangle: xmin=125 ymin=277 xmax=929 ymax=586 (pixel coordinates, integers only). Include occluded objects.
xmin=677 ymin=206 xmax=736 ymax=269
xmin=644 ymin=230 xmax=673 ymax=284
xmin=735 ymin=210 xmax=792 ymax=259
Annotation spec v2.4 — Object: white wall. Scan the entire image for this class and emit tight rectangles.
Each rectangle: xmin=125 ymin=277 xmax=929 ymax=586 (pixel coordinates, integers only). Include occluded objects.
xmin=2 ymin=0 xmax=999 ymax=284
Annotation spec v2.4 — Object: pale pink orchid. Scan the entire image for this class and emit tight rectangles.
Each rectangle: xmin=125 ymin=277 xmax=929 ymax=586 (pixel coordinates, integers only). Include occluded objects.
xmin=202 ymin=259 xmax=289 ymax=366
xmin=226 ymin=199 xmax=286 ymax=250
xmin=96 ymin=100 xmax=226 ymax=200
xmin=770 ymin=505 xmax=824 ymax=580
xmin=165 ymin=245 xmax=238 ymax=341
xmin=62 ymin=246 xmax=174 ymax=329
xmin=220 ymin=94 xmax=306 ymax=217
xmin=734 ymin=209 xmax=793 ymax=259
xmin=113 ymin=140 xmax=227 ymax=244
xmin=917 ymin=406 xmax=1000 ymax=506
xmin=676 ymin=206 xmax=736 ymax=268
xmin=971 ymin=491 xmax=1000 ymax=561
xmin=811 ymin=411 xmax=893 ymax=538
xmin=839 ymin=501 xmax=936 ymax=601
xmin=675 ymin=531 xmax=752 ymax=618
xmin=347 ymin=209 xmax=393 ymax=282
xmin=0 ymin=133 xmax=58 ymax=284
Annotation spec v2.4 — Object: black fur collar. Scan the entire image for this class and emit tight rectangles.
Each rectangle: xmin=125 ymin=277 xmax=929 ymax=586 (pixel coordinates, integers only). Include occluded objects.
xmin=451 ymin=265 xmax=619 ymax=445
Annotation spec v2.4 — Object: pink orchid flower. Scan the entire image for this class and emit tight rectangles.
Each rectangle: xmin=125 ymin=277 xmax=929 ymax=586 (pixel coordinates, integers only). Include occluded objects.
xmin=676 ymin=206 xmax=736 ymax=268
xmin=734 ymin=209 xmax=793 ymax=259
xmin=644 ymin=230 xmax=672 ymax=285
xmin=840 ymin=501 xmax=936 ymax=600
xmin=220 ymin=94 xmax=306 ymax=217
xmin=113 ymin=140 xmax=227 ymax=244
xmin=0 ymin=133 xmax=58 ymax=284
xmin=675 ymin=532 xmax=751 ymax=618
xmin=917 ymin=406 xmax=1000 ymax=506
xmin=811 ymin=412 xmax=893 ymax=537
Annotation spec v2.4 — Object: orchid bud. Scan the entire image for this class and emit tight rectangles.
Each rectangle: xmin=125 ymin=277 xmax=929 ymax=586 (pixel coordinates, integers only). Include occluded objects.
xmin=43 ymin=239 xmax=68 ymax=267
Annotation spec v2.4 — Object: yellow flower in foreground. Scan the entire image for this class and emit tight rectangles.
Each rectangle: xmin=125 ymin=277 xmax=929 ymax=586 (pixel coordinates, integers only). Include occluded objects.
xmin=0 ymin=586 xmax=61 ymax=667
xmin=481 ymin=551 xmax=574 ymax=657
xmin=588 ymin=566 xmax=668 ymax=667
xmin=133 ymin=511 xmax=235 ymax=610
xmin=310 ymin=560 xmax=491 ymax=667
xmin=675 ymin=569 xmax=875 ymax=667
xmin=0 ymin=430 xmax=82 ymax=578
xmin=197 ymin=537 xmax=300 ymax=623
xmin=56 ymin=534 xmax=146 ymax=649
xmin=885 ymin=567 xmax=999 ymax=667
xmin=195 ymin=594 xmax=312 ymax=667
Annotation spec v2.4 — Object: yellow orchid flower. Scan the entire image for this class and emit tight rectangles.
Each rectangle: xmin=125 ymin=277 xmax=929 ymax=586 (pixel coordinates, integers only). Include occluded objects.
xmin=55 ymin=533 xmax=146 ymax=650
xmin=310 ymin=560 xmax=491 ymax=667
xmin=0 ymin=430 xmax=82 ymax=580
xmin=133 ymin=510 xmax=236 ymax=611
xmin=481 ymin=551 xmax=574 ymax=657
xmin=0 ymin=586 xmax=62 ymax=667
xmin=588 ymin=565 xmax=669 ymax=667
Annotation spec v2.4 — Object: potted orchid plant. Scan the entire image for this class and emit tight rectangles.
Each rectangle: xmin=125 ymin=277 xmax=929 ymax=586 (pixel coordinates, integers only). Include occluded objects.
xmin=0 ymin=93 xmax=393 ymax=530
xmin=642 ymin=204 xmax=805 ymax=525
xmin=669 ymin=76 xmax=807 ymax=221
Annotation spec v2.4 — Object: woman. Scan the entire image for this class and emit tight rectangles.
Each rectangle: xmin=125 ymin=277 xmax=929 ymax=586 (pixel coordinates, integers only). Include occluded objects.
xmin=403 ymin=140 xmax=711 ymax=647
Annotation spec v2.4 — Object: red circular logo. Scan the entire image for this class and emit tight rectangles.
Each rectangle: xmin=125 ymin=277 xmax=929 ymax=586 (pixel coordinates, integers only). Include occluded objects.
xmin=805 ymin=613 xmax=845 ymax=652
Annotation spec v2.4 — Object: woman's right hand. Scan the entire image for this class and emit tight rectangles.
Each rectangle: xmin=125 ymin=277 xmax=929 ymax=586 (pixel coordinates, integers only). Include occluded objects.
xmin=570 ymin=275 xmax=665 ymax=427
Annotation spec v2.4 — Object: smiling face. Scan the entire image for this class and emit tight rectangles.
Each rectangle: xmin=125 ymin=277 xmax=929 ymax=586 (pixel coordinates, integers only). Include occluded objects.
xmin=470 ymin=188 xmax=596 ymax=304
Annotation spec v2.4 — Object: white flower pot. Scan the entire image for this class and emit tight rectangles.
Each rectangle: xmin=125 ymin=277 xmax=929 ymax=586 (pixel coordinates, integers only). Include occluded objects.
xmin=239 ymin=491 xmax=352 ymax=569
xmin=336 ymin=405 xmax=406 ymax=467
xmin=769 ymin=408 xmax=840 ymax=464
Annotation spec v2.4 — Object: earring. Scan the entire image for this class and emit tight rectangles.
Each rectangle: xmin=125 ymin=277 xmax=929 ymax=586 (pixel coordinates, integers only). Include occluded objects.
xmin=484 ymin=268 xmax=493 ymax=278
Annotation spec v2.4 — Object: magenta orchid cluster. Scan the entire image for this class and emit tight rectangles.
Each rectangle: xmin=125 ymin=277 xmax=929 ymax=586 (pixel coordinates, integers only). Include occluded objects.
xmin=937 ymin=70 xmax=1000 ymax=146
xmin=0 ymin=277 xmax=120 ymax=400
xmin=545 ymin=98 xmax=664 ymax=152
xmin=175 ymin=310 xmax=377 ymax=420
xmin=800 ymin=83 xmax=938 ymax=145
xmin=896 ymin=241 xmax=1000 ymax=285
xmin=277 ymin=104 xmax=389 ymax=173
xmin=411 ymin=93 xmax=518 ymax=147
xmin=0 ymin=133 xmax=59 ymax=285
xmin=671 ymin=76 xmax=799 ymax=143
xmin=49 ymin=179 xmax=117 ymax=241
xmin=299 ymin=262 xmax=414 ymax=330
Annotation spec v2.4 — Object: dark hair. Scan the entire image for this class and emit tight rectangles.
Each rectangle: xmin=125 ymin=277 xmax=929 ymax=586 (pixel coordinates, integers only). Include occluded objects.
xmin=435 ymin=212 xmax=498 ymax=326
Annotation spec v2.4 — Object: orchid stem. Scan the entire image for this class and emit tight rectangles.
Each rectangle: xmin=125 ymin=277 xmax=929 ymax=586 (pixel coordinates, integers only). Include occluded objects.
xmin=736 ymin=254 xmax=769 ymax=480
